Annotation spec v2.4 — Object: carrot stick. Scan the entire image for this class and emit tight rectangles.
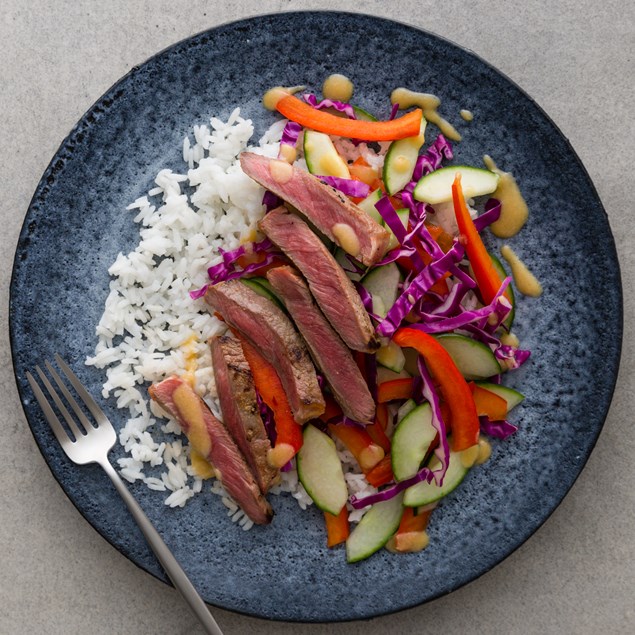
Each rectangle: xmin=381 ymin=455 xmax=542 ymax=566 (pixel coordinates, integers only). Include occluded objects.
xmin=236 ymin=334 xmax=303 ymax=467
xmin=324 ymin=507 xmax=349 ymax=548
xmin=377 ymin=377 xmax=415 ymax=403
xmin=276 ymin=94 xmax=423 ymax=141
xmin=328 ymin=423 xmax=385 ymax=472
xmin=365 ymin=454 xmax=394 ymax=487
xmin=318 ymin=394 xmax=343 ymax=423
xmin=469 ymin=383 xmax=508 ymax=421
xmin=389 ymin=507 xmax=434 ymax=553
xmin=398 ymin=506 xmax=433 ymax=534
xmin=366 ymin=419 xmax=391 ymax=453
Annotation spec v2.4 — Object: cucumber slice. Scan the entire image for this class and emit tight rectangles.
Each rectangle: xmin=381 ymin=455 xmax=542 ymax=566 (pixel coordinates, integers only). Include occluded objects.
xmin=391 ymin=404 xmax=437 ymax=481
xmin=376 ymin=366 xmax=411 ymax=384
xmin=346 ymin=493 xmax=404 ymax=563
xmin=361 ymin=262 xmax=401 ymax=319
xmin=475 ymin=382 xmax=525 ymax=411
xmin=436 ymin=333 xmax=501 ymax=380
xmin=403 ymin=445 xmax=469 ymax=507
xmin=352 ymin=105 xmax=378 ymax=122
xmin=383 ymin=117 xmax=426 ymax=195
xmin=396 ymin=398 xmax=417 ymax=423
xmin=240 ymin=278 xmax=284 ymax=310
xmin=490 ymin=252 xmax=515 ymax=329
xmin=304 ymin=130 xmax=350 ymax=178
xmin=297 ymin=424 xmax=348 ymax=515
xmin=376 ymin=340 xmax=406 ymax=373
xmin=356 ymin=188 xmax=383 ymax=224
xmin=334 ymin=248 xmax=364 ymax=282
xmin=385 ymin=208 xmax=410 ymax=251
xmin=414 ymin=166 xmax=499 ymax=204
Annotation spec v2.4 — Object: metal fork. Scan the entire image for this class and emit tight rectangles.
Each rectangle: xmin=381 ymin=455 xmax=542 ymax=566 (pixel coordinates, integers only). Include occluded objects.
xmin=26 ymin=355 xmax=224 ymax=635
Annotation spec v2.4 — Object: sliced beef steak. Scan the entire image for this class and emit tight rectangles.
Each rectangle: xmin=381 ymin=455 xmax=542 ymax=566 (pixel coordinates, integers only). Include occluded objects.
xmin=259 ymin=207 xmax=379 ymax=353
xmin=267 ymin=266 xmax=375 ymax=423
xmin=240 ymin=152 xmax=390 ymax=266
xmin=210 ymin=335 xmax=278 ymax=492
xmin=148 ymin=377 xmax=272 ymax=524
xmin=204 ymin=280 xmax=325 ymax=423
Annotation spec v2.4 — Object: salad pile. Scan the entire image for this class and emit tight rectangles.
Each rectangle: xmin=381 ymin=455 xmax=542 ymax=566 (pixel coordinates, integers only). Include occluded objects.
xmin=193 ymin=84 xmax=531 ymax=562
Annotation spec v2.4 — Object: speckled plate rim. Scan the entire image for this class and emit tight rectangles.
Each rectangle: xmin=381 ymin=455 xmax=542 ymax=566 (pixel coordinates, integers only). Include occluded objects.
xmin=9 ymin=10 xmax=623 ymax=623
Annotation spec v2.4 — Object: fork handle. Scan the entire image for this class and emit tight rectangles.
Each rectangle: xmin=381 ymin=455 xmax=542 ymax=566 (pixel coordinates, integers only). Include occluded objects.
xmin=99 ymin=458 xmax=224 ymax=635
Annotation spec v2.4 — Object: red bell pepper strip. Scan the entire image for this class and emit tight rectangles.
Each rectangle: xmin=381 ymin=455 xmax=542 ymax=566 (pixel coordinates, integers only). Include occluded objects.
xmin=365 ymin=454 xmax=394 ymax=487
xmin=377 ymin=377 xmax=414 ymax=403
xmin=452 ymin=174 xmax=503 ymax=305
xmin=393 ymin=327 xmax=479 ymax=451
xmin=324 ymin=507 xmax=349 ymax=548
xmin=237 ymin=334 xmax=303 ymax=467
xmin=276 ymin=94 xmax=423 ymax=141
xmin=469 ymin=382 xmax=508 ymax=421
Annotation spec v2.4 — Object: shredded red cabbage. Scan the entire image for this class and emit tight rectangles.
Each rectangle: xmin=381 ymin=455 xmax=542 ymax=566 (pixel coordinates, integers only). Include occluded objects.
xmin=411 ymin=134 xmax=454 ymax=182
xmin=355 ymin=282 xmax=383 ymax=322
xmin=279 ymin=120 xmax=303 ymax=150
xmin=302 ymin=93 xmax=357 ymax=119
xmin=389 ymin=103 xmax=400 ymax=120
xmin=375 ymin=195 xmax=409 ymax=245
xmin=262 ymin=190 xmax=282 ymax=212
xmin=479 ymin=416 xmax=518 ymax=439
xmin=473 ymin=198 xmax=502 ymax=232
xmin=320 ymin=176 xmax=370 ymax=198
xmin=376 ymin=241 xmax=465 ymax=337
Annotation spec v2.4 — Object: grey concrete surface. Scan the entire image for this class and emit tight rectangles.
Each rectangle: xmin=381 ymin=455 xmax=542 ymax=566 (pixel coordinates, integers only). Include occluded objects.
xmin=1 ymin=1 xmax=633 ymax=633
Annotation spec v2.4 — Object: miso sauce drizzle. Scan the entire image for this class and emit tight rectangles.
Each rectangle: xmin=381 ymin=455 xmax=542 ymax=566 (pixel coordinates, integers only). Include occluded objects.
xmin=500 ymin=245 xmax=543 ymax=297
xmin=483 ymin=155 xmax=529 ymax=238
xmin=390 ymin=88 xmax=462 ymax=141
xmin=322 ymin=74 xmax=354 ymax=102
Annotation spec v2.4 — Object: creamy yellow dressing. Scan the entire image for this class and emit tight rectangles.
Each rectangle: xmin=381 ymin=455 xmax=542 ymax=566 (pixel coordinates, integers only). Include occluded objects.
xmin=483 ymin=155 xmax=529 ymax=238
xmin=190 ymin=449 xmax=216 ymax=479
xmin=269 ymin=159 xmax=294 ymax=184
xmin=460 ymin=109 xmax=474 ymax=122
xmin=500 ymin=245 xmax=543 ymax=297
xmin=460 ymin=444 xmax=480 ymax=468
xmin=262 ymin=85 xmax=305 ymax=111
xmin=322 ymin=74 xmax=354 ymax=102
xmin=332 ymin=222 xmax=361 ymax=257
xmin=279 ymin=143 xmax=297 ymax=164
xmin=475 ymin=438 xmax=492 ymax=465
xmin=391 ymin=87 xmax=462 ymax=141
xmin=500 ymin=332 xmax=520 ymax=348
xmin=180 ymin=334 xmax=198 ymax=388
xmin=173 ymin=383 xmax=212 ymax=458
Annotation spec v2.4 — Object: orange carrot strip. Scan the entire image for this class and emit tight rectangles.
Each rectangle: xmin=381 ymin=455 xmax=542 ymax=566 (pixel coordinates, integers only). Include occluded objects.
xmin=375 ymin=402 xmax=389 ymax=430
xmin=349 ymin=163 xmax=378 ymax=185
xmin=328 ymin=423 xmax=385 ymax=472
xmin=365 ymin=454 xmax=394 ymax=487
xmin=366 ymin=420 xmax=391 ymax=453
xmin=377 ymin=377 xmax=415 ymax=403
xmin=398 ymin=507 xmax=433 ymax=534
xmin=469 ymin=383 xmax=508 ymax=421
xmin=324 ymin=508 xmax=349 ymax=548
xmin=276 ymin=94 xmax=423 ymax=141
xmin=236 ymin=334 xmax=303 ymax=466
xmin=452 ymin=174 xmax=503 ymax=305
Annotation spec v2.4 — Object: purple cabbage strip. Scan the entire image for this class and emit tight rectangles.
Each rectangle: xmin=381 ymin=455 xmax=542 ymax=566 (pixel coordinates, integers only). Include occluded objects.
xmin=376 ymin=241 xmax=465 ymax=337
xmin=412 ymin=278 xmax=512 ymax=335
xmin=279 ymin=120 xmax=303 ymax=150
xmin=473 ymin=198 xmax=502 ymax=232
xmin=389 ymin=103 xmax=400 ymax=120
xmin=375 ymin=195 xmax=409 ymax=244
xmin=262 ymin=190 xmax=282 ymax=212
xmin=350 ymin=465 xmax=437 ymax=509
xmin=418 ymin=357 xmax=450 ymax=486
xmin=207 ymin=238 xmax=276 ymax=283
xmin=428 ymin=281 xmax=469 ymax=317
xmin=256 ymin=392 xmax=277 ymax=445
xmin=479 ymin=416 xmax=518 ymax=440
xmin=189 ymin=284 xmax=209 ymax=300
xmin=302 ymin=93 xmax=357 ymax=119
xmin=320 ymin=176 xmax=370 ymax=198
xmin=411 ymin=134 xmax=454 ymax=182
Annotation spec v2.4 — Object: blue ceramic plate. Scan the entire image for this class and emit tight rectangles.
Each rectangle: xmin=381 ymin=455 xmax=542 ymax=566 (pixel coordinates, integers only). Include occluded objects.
xmin=10 ymin=12 xmax=621 ymax=622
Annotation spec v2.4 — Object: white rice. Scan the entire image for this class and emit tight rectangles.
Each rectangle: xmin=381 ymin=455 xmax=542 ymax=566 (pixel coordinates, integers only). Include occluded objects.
xmin=86 ymin=108 xmax=377 ymax=525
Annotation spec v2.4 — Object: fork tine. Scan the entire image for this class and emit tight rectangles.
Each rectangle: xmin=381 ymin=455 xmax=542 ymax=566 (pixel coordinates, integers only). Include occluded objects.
xmin=35 ymin=366 xmax=85 ymax=440
xmin=26 ymin=371 xmax=75 ymax=448
xmin=54 ymin=354 xmax=109 ymax=427
xmin=45 ymin=361 xmax=95 ymax=433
